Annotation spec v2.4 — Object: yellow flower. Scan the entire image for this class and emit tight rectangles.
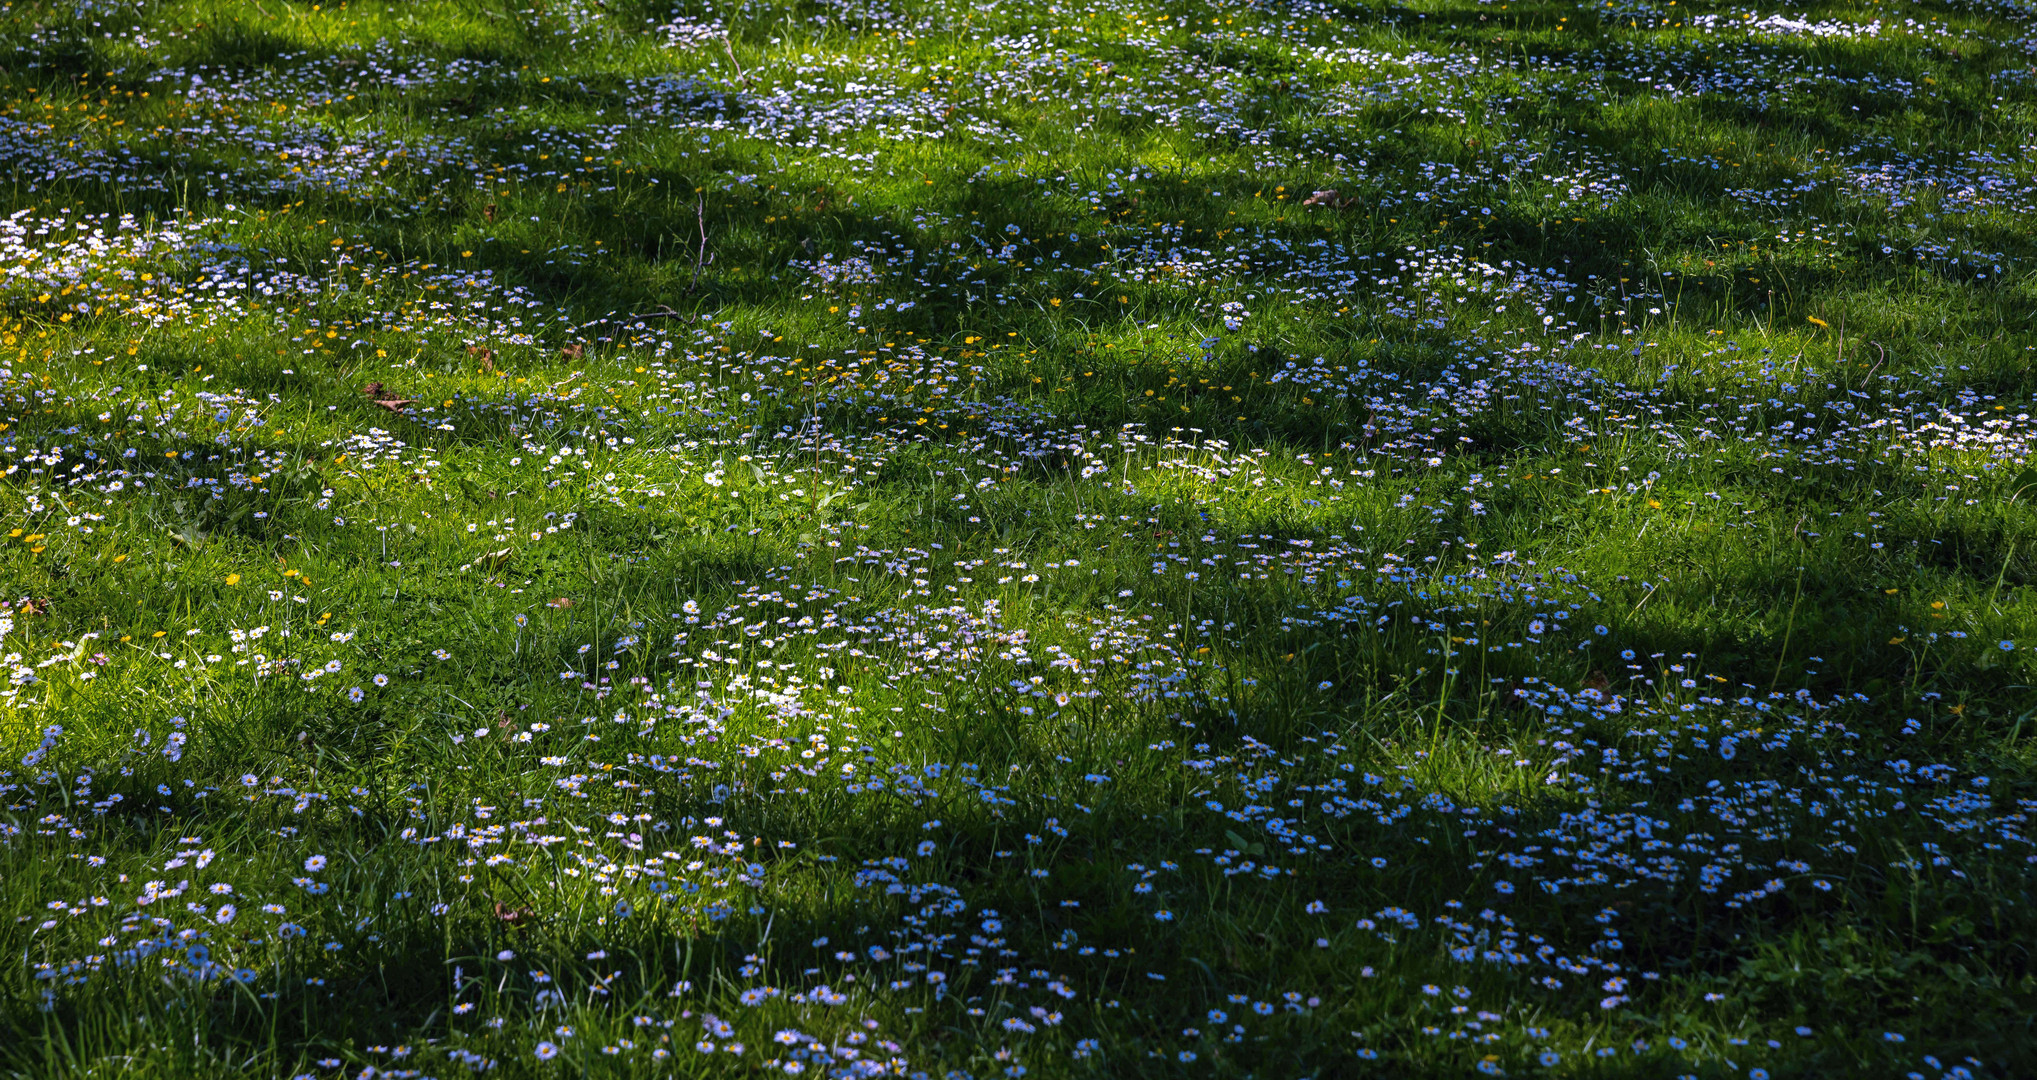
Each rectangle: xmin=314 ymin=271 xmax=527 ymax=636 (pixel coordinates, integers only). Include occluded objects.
xmin=224 ymin=574 xmax=241 ymax=586
xmin=1807 ymin=315 xmax=1828 ymax=328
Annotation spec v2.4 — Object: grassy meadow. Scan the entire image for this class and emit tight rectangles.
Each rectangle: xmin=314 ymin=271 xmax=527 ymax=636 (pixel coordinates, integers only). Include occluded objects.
xmin=2 ymin=0 xmax=2037 ymax=1075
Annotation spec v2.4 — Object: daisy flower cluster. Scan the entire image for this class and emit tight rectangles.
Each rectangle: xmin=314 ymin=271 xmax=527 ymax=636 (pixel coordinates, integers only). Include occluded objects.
xmin=2 ymin=0 xmax=2036 ymax=1074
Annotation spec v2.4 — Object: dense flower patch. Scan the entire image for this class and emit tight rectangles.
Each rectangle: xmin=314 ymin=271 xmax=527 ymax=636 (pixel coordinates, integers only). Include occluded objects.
xmin=2 ymin=0 xmax=2035 ymax=1076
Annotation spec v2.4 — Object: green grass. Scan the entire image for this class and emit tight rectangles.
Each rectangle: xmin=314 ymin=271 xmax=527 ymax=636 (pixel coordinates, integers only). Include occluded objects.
xmin=1 ymin=0 xmax=2036 ymax=1075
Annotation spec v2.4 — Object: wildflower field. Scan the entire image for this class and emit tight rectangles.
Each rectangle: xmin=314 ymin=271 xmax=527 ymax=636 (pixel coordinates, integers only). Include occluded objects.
xmin=3 ymin=0 xmax=2037 ymax=1075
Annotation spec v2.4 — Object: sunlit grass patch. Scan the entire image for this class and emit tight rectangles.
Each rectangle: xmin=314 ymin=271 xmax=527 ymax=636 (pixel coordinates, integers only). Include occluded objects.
xmin=3 ymin=0 xmax=2037 ymax=1074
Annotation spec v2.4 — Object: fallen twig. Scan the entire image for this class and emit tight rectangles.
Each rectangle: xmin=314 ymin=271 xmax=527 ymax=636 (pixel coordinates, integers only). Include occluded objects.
xmin=628 ymin=304 xmax=694 ymax=321
xmin=722 ymin=36 xmax=753 ymax=89
xmin=687 ymin=193 xmax=712 ymax=293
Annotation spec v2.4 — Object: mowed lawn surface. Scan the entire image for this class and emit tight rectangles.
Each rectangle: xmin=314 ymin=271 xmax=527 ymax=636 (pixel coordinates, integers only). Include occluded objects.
xmin=3 ymin=0 xmax=2036 ymax=1075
